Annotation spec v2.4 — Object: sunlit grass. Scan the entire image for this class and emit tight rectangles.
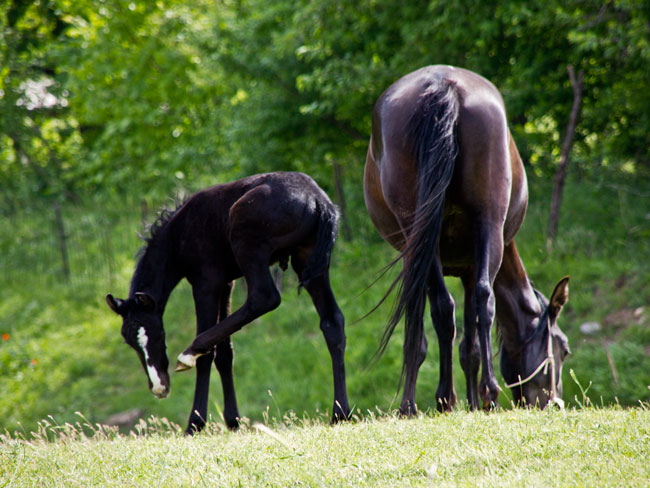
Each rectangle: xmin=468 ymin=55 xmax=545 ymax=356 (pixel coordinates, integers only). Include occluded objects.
xmin=1 ymin=407 xmax=649 ymax=487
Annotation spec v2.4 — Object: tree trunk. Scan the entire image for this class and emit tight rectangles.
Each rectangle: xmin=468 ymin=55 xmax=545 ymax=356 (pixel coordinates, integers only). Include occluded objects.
xmin=54 ymin=202 xmax=70 ymax=282
xmin=547 ymin=65 xmax=584 ymax=251
xmin=332 ymin=160 xmax=352 ymax=241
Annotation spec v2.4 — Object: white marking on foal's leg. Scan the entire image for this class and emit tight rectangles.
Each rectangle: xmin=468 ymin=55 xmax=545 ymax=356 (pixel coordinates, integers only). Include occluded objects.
xmin=176 ymin=352 xmax=199 ymax=371
xmin=137 ymin=327 xmax=168 ymax=398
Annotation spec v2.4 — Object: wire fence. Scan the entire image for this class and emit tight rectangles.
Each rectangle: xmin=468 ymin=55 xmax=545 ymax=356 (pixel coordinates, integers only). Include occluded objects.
xmin=1 ymin=201 xmax=147 ymax=295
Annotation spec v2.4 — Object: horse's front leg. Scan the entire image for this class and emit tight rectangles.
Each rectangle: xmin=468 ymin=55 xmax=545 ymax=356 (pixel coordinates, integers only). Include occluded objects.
xmin=186 ymin=353 xmax=215 ymax=435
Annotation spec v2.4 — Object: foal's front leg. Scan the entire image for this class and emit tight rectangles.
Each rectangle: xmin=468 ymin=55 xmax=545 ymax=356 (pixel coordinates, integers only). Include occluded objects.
xmin=213 ymin=283 xmax=240 ymax=430
xmin=176 ymin=265 xmax=281 ymax=371
xmin=185 ymin=282 xmax=222 ymax=435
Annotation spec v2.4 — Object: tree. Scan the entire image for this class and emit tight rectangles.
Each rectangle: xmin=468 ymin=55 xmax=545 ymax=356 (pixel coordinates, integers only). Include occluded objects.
xmin=548 ymin=65 xmax=584 ymax=249
xmin=0 ymin=0 xmax=85 ymax=207
xmin=1 ymin=0 xmax=648 ymax=214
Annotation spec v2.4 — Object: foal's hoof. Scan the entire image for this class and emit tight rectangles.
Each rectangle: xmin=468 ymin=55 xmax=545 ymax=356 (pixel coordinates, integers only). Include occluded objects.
xmin=175 ymin=352 xmax=197 ymax=372
xmin=399 ymin=403 xmax=418 ymax=417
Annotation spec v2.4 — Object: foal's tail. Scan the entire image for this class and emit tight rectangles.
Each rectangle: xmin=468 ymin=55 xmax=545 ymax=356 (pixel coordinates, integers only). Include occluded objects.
xmin=298 ymin=199 xmax=339 ymax=290
xmin=377 ymin=80 xmax=460 ymax=381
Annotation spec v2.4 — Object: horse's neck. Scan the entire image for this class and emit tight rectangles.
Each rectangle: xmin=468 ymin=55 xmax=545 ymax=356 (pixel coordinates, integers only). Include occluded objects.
xmin=130 ymin=240 xmax=182 ymax=311
xmin=494 ymin=241 xmax=541 ymax=354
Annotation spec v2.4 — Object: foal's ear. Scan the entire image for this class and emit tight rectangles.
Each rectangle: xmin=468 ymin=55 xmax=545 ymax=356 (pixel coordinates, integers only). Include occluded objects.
xmin=549 ymin=276 xmax=570 ymax=319
xmin=134 ymin=292 xmax=155 ymax=310
xmin=106 ymin=294 xmax=124 ymax=315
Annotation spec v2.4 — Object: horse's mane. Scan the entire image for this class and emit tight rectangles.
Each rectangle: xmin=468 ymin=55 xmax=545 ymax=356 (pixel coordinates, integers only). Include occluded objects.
xmin=495 ymin=281 xmax=549 ymax=353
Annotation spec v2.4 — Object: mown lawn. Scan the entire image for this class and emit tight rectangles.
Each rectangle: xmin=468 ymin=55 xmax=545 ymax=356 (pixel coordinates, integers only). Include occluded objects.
xmin=1 ymin=407 xmax=649 ymax=487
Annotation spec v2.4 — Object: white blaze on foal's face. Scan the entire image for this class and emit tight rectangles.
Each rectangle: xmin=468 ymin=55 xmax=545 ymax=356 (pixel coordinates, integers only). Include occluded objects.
xmin=137 ymin=327 xmax=167 ymax=397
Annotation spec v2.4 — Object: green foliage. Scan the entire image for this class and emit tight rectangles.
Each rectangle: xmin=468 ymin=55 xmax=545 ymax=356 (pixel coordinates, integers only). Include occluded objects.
xmin=3 ymin=0 xmax=649 ymax=206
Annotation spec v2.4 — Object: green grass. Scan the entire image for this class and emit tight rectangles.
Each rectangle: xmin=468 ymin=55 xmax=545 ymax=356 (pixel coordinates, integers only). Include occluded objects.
xmin=1 ymin=171 xmax=649 ymax=434
xmin=1 ymin=407 xmax=649 ymax=487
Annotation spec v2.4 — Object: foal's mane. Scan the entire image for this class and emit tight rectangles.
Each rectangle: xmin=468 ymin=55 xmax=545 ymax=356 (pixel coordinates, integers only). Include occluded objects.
xmin=136 ymin=198 xmax=187 ymax=256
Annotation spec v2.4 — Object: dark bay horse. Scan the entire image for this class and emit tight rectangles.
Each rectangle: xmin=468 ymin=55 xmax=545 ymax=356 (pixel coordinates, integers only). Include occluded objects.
xmin=107 ymin=172 xmax=350 ymax=434
xmin=363 ymin=65 xmax=570 ymax=413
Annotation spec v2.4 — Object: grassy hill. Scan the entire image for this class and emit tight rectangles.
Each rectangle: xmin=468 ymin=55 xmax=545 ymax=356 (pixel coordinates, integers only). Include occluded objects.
xmin=0 ymin=172 xmax=649 ymax=434
xmin=1 ymin=408 xmax=649 ymax=487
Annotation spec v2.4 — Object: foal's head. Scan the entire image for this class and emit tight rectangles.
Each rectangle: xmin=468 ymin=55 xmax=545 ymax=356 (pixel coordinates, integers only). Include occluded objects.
xmin=106 ymin=292 xmax=170 ymax=398
xmin=502 ymin=277 xmax=571 ymax=408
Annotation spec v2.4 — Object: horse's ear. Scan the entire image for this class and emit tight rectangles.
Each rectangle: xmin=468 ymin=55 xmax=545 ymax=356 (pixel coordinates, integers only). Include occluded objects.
xmin=549 ymin=276 xmax=569 ymax=319
xmin=106 ymin=294 xmax=124 ymax=315
xmin=135 ymin=292 xmax=155 ymax=310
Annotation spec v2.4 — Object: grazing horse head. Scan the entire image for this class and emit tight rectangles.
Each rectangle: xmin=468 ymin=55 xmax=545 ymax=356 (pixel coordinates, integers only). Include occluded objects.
xmin=501 ymin=278 xmax=570 ymax=408
xmin=106 ymin=292 xmax=170 ymax=399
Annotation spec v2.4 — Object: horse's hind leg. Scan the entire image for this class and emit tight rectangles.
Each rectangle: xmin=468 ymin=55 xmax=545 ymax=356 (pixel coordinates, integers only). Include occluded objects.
xmin=400 ymin=327 xmax=428 ymax=416
xmin=459 ymin=274 xmax=480 ymax=409
xmin=473 ymin=222 xmax=504 ymax=409
xmin=293 ymin=254 xmax=350 ymax=422
xmin=427 ymin=262 xmax=457 ymax=412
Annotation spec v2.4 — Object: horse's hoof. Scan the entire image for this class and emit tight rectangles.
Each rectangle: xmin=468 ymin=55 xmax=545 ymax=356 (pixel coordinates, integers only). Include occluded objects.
xmin=175 ymin=352 xmax=197 ymax=372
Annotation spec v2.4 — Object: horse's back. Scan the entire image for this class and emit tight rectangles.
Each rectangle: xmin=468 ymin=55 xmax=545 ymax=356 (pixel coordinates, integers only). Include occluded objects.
xmin=373 ymin=65 xmax=508 ymax=177
xmin=365 ymin=65 xmax=528 ymax=268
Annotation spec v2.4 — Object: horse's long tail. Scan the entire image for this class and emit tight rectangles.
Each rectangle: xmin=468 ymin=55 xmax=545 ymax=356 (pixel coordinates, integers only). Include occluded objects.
xmin=298 ymin=198 xmax=339 ymax=289
xmin=377 ymin=80 xmax=460 ymax=383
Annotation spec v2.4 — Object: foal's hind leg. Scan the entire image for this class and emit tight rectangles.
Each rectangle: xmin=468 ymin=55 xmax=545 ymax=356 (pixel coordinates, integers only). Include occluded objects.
xmin=300 ymin=269 xmax=350 ymax=422
xmin=427 ymin=262 xmax=457 ymax=412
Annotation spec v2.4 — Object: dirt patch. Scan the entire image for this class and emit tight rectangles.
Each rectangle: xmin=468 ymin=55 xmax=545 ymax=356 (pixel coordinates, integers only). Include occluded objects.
xmin=602 ymin=306 xmax=646 ymax=328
